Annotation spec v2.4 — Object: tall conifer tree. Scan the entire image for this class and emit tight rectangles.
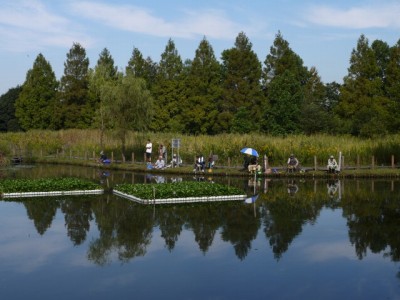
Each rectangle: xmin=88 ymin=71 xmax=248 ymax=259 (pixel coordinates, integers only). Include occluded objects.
xmin=59 ymin=42 xmax=90 ymax=128
xmin=15 ymin=54 xmax=58 ymax=130
xmin=151 ymin=39 xmax=184 ymax=132
xmin=220 ymin=32 xmax=264 ymax=133
xmin=180 ymin=37 xmax=221 ymax=134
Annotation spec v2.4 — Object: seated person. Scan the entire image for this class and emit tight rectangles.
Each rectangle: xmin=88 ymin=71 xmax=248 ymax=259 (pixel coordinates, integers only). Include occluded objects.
xmin=327 ymin=155 xmax=338 ymax=173
xmin=194 ymin=155 xmax=205 ymax=172
xmin=248 ymin=163 xmax=261 ymax=174
xmin=153 ymin=156 xmax=165 ymax=169
xmin=171 ymin=154 xmax=182 ymax=167
xmin=287 ymin=154 xmax=299 ymax=172
xmin=99 ymin=151 xmax=110 ymax=164
xmin=243 ymin=154 xmax=251 ymax=170
xmin=208 ymin=155 xmax=215 ymax=169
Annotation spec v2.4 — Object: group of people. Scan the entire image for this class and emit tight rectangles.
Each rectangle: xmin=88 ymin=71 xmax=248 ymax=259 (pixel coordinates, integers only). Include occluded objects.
xmin=286 ymin=153 xmax=339 ymax=173
xmin=100 ymin=139 xmax=340 ymax=174
xmin=146 ymin=139 xmax=183 ymax=169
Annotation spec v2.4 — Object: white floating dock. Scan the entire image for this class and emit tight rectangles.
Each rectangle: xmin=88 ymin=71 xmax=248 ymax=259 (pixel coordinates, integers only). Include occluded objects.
xmin=2 ymin=189 xmax=104 ymax=199
xmin=113 ymin=189 xmax=247 ymax=205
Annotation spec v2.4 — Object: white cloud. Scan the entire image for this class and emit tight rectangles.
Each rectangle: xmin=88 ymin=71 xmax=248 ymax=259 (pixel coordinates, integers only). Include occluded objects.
xmin=303 ymin=241 xmax=357 ymax=262
xmin=69 ymin=1 xmax=244 ymax=40
xmin=306 ymin=3 xmax=400 ymax=29
xmin=0 ymin=0 xmax=94 ymax=52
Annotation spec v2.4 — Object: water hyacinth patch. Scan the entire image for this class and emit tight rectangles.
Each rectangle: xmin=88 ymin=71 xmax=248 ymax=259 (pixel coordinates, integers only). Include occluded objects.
xmin=114 ymin=182 xmax=245 ymax=200
xmin=0 ymin=177 xmax=101 ymax=193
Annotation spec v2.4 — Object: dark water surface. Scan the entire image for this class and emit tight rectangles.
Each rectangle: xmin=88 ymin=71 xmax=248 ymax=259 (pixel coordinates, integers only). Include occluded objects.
xmin=1 ymin=164 xmax=400 ymax=300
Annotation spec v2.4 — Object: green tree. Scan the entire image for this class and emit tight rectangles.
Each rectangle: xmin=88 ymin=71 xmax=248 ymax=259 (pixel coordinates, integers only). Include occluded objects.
xmin=15 ymin=53 xmax=58 ymax=130
xmin=151 ymin=38 xmax=184 ymax=132
xmin=180 ymin=37 xmax=221 ymax=134
xmin=300 ymin=67 xmax=330 ymax=134
xmin=262 ymin=32 xmax=309 ymax=135
xmin=385 ymin=40 xmax=400 ymax=132
xmin=0 ymin=86 xmax=22 ymax=131
xmin=126 ymin=47 xmax=158 ymax=93
xmin=101 ymin=73 xmax=153 ymax=160
xmin=219 ymin=32 xmax=264 ymax=133
xmin=59 ymin=42 xmax=90 ymax=129
xmin=88 ymin=48 xmax=119 ymax=148
xmin=265 ymin=70 xmax=303 ymax=135
xmin=336 ymin=34 xmax=390 ymax=137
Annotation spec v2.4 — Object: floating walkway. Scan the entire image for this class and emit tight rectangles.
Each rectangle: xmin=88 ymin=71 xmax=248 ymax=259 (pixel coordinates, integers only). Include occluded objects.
xmin=113 ymin=189 xmax=246 ymax=205
xmin=2 ymin=189 xmax=104 ymax=199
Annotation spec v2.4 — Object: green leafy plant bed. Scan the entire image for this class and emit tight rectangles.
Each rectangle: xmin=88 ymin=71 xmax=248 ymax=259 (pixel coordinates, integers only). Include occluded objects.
xmin=0 ymin=177 xmax=103 ymax=199
xmin=113 ymin=182 xmax=247 ymax=205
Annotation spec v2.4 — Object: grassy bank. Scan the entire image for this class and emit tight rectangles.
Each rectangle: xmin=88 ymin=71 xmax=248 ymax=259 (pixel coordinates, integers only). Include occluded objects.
xmin=1 ymin=129 xmax=400 ymax=169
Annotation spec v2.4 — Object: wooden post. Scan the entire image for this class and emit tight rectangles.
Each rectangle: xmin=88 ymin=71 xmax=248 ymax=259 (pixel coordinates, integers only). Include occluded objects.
xmin=132 ymin=152 xmax=134 ymax=164
xmin=111 ymin=152 xmax=114 ymax=163
xmin=70 ymin=150 xmax=72 ymax=159
xmin=93 ymin=151 xmax=95 ymax=161
xmin=228 ymin=157 xmax=231 ymax=168
xmin=371 ymin=155 xmax=375 ymax=169
xmin=264 ymin=155 xmax=268 ymax=171
xmin=56 ymin=149 xmax=59 ymax=157
xmin=85 ymin=151 xmax=88 ymax=160
xmin=314 ymin=155 xmax=317 ymax=171
xmin=357 ymin=155 xmax=360 ymax=170
xmin=391 ymin=155 xmax=395 ymax=168
xmin=41 ymin=148 xmax=43 ymax=158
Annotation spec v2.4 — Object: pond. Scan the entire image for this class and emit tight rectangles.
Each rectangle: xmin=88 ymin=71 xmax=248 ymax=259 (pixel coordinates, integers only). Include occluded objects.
xmin=1 ymin=164 xmax=400 ymax=300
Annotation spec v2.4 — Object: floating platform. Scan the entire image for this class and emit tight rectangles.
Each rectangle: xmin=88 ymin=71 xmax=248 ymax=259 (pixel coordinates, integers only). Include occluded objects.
xmin=113 ymin=189 xmax=246 ymax=205
xmin=2 ymin=189 xmax=104 ymax=199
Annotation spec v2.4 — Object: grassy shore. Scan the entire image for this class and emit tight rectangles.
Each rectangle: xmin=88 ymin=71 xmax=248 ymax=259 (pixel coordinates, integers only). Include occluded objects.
xmin=32 ymin=155 xmax=400 ymax=179
xmin=1 ymin=129 xmax=400 ymax=177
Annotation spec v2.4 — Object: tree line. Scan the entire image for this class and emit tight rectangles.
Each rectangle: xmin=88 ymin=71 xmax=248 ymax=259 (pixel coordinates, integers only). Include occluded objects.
xmin=1 ymin=31 xmax=400 ymax=138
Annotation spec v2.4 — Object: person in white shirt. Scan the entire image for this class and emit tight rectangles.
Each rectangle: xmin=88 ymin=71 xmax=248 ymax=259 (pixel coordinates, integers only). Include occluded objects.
xmin=154 ymin=156 xmax=165 ymax=169
xmin=145 ymin=139 xmax=152 ymax=162
xmin=327 ymin=155 xmax=338 ymax=173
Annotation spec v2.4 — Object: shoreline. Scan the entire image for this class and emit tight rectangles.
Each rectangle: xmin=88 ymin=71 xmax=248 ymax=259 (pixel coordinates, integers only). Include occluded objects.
xmin=21 ymin=157 xmax=400 ymax=179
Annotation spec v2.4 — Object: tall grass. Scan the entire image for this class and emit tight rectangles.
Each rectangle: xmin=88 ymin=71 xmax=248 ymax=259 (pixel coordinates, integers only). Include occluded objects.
xmin=1 ymin=130 xmax=399 ymax=167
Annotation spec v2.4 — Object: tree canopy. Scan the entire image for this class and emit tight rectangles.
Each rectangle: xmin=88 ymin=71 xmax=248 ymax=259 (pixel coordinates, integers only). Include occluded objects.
xmin=3 ymin=32 xmax=400 ymax=138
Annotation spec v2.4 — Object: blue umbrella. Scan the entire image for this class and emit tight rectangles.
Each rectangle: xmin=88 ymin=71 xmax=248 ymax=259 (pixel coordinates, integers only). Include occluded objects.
xmin=240 ymin=147 xmax=259 ymax=157
xmin=244 ymin=194 xmax=259 ymax=204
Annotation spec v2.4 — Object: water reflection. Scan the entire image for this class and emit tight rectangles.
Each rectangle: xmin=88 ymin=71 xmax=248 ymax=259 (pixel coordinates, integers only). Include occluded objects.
xmin=2 ymin=164 xmax=400 ymax=298
xmin=2 ymin=166 xmax=400 ymax=266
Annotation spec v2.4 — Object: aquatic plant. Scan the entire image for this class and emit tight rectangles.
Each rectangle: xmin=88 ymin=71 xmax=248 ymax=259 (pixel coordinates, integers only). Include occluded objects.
xmin=114 ymin=182 xmax=245 ymax=200
xmin=0 ymin=177 xmax=101 ymax=193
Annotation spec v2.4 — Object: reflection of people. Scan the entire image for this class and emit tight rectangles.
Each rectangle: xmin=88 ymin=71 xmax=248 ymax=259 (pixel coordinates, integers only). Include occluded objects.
xmin=154 ymin=156 xmax=165 ymax=169
xmin=287 ymin=154 xmax=299 ymax=172
xmin=154 ymin=175 xmax=166 ymax=183
xmin=145 ymin=139 xmax=152 ymax=162
xmin=327 ymin=155 xmax=338 ymax=173
xmin=327 ymin=180 xmax=339 ymax=198
xmin=287 ymin=180 xmax=299 ymax=196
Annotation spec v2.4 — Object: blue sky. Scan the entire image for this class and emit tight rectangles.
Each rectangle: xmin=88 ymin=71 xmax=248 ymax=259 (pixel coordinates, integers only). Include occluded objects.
xmin=1 ymin=0 xmax=400 ymax=95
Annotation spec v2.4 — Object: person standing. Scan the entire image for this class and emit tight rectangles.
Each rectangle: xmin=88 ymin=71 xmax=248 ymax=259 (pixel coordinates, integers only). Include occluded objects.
xmin=145 ymin=139 xmax=152 ymax=162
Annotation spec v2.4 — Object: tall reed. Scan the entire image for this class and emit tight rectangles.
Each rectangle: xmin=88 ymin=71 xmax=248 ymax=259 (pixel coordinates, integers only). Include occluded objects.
xmin=0 ymin=130 xmax=399 ymax=167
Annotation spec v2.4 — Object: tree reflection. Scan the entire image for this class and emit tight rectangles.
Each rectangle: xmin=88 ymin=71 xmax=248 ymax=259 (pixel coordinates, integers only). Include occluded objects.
xmin=220 ymin=203 xmax=261 ymax=260
xmin=23 ymin=197 xmax=59 ymax=235
xmin=7 ymin=178 xmax=400 ymax=266
xmin=341 ymin=181 xmax=400 ymax=261
xmin=261 ymin=181 xmax=326 ymax=260
xmin=61 ymin=198 xmax=93 ymax=246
